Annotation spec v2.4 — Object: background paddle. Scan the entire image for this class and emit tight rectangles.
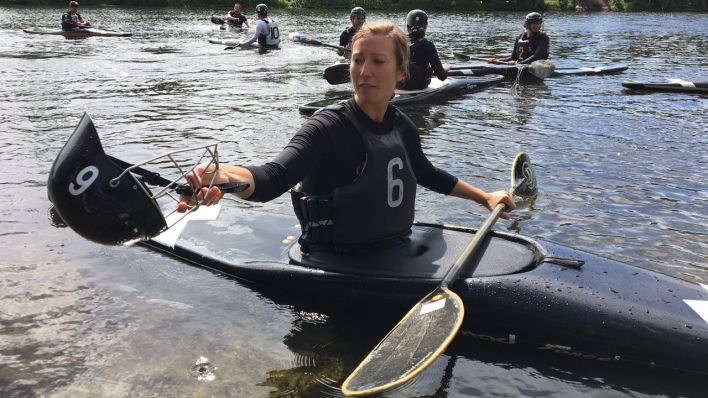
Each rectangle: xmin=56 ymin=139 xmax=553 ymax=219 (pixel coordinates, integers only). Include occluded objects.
xmin=289 ymin=32 xmax=349 ymax=53
xmin=323 ymin=62 xmax=351 ymax=85
xmin=341 ymin=152 xmax=537 ymax=397
xmin=325 ymin=62 xmax=490 ymax=84
xmin=452 ymin=52 xmax=508 ymax=64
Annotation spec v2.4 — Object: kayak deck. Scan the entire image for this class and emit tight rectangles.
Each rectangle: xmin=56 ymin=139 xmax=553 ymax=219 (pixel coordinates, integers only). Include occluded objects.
xmin=553 ymin=63 xmax=628 ymax=76
xmin=141 ymin=205 xmax=708 ymax=375
xmin=622 ymin=79 xmax=708 ymax=94
xmin=299 ymin=75 xmax=504 ymax=115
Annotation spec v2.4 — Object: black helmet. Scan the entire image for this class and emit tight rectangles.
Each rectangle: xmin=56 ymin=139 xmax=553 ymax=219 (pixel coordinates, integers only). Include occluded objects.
xmin=350 ymin=6 xmax=366 ymax=20
xmin=524 ymin=12 xmax=543 ymax=27
xmin=47 ymin=113 xmax=166 ymax=245
xmin=256 ymin=3 xmax=268 ymax=15
xmin=406 ymin=9 xmax=428 ymax=28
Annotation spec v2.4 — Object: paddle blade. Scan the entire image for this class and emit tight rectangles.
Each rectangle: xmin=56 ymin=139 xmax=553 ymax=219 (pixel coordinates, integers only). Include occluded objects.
xmin=511 ymin=152 xmax=537 ymax=198
xmin=341 ymin=286 xmax=464 ymax=397
xmin=323 ymin=62 xmax=350 ymax=85
xmin=528 ymin=60 xmax=556 ymax=79
xmin=288 ymin=31 xmax=309 ymax=42
xmin=452 ymin=52 xmax=471 ymax=62
xmin=211 ymin=15 xmax=225 ymax=25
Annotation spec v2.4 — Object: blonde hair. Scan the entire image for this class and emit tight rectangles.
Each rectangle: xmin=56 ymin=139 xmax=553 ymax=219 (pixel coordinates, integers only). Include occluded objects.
xmin=351 ymin=21 xmax=410 ymax=80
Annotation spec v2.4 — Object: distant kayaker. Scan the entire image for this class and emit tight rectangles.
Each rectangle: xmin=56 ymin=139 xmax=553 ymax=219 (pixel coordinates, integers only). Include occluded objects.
xmin=226 ymin=3 xmax=250 ymax=30
xmin=398 ymin=9 xmax=451 ymax=90
xmin=237 ymin=3 xmax=279 ymax=48
xmin=490 ymin=12 xmax=549 ymax=65
xmin=338 ymin=6 xmax=366 ymax=56
xmin=179 ymin=21 xmax=515 ymax=253
xmin=61 ymin=1 xmax=89 ymax=31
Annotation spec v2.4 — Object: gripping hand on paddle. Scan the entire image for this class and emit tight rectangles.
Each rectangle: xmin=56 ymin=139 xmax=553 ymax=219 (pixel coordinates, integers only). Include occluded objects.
xmin=450 ymin=180 xmax=516 ymax=220
xmin=484 ymin=190 xmax=516 ymax=219
xmin=177 ymin=164 xmax=255 ymax=212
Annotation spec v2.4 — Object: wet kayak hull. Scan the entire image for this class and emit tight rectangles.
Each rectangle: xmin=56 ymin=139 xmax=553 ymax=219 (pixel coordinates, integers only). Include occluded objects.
xmin=141 ymin=206 xmax=708 ymax=374
xmin=622 ymin=80 xmax=708 ymax=94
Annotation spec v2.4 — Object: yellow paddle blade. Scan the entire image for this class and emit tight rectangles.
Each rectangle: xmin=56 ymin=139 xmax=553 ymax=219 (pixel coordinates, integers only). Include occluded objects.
xmin=341 ymin=286 xmax=464 ymax=396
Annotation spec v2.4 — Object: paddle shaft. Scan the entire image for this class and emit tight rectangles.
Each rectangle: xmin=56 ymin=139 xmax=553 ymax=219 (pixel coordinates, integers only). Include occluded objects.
xmin=442 ymin=202 xmax=506 ymax=286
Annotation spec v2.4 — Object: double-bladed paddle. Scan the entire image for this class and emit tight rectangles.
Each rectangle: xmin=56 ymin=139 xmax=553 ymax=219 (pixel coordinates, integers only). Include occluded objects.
xmin=289 ymin=32 xmax=350 ymax=53
xmin=324 ymin=60 xmax=494 ymax=85
xmin=452 ymin=52 xmax=507 ymax=64
xmin=341 ymin=152 xmax=538 ymax=397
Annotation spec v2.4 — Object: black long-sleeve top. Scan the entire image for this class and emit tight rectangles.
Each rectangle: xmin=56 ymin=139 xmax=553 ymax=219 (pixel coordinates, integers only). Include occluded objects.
xmin=245 ymin=99 xmax=458 ymax=202
xmin=507 ymin=31 xmax=550 ymax=64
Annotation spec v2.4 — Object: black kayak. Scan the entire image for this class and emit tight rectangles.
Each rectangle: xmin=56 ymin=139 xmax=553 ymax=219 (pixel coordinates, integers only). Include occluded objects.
xmin=142 ymin=205 xmax=708 ymax=375
xmin=622 ymin=79 xmax=708 ymax=94
xmin=552 ymin=63 xmax=628 ymax=76
xmin=467 ymin=63 xmax=628 ymax=79
xmin=23 ymin=27 xmax=132 ymax=37
xmin=298 ymin=75 xmax=504 ymax=115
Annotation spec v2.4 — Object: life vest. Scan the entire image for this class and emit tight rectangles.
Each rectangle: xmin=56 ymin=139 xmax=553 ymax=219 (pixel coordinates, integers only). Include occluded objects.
xmin=291 ymin=102 xmax=417 ymax=250
xmin=258 ymin=17 xmax=280 ymax=48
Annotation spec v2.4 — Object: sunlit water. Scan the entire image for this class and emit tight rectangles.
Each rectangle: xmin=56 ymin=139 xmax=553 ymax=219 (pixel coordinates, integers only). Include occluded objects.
xmin=0 ymin=6 xmax=706 ymax=397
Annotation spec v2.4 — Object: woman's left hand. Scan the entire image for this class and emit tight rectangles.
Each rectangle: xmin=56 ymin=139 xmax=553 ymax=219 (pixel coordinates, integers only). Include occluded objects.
xmin=485 ymin=190 xmax=516 ymax=220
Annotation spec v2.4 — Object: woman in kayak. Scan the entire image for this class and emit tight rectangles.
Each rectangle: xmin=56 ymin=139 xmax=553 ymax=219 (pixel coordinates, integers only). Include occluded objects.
xmin=489 ymin=12 xmax=549 ymax=65
xmin=398 ymin=9 xmax=451 ymax=90
xmin=337 ymin=6 xmax=366 ymax=57
xmin=237 ymin=4 xmax=279 ymax=49
xmin=226 ymin=3 xmax=250 ymax=30
xmin=61 ymin=1 xmax=89 ymax=31
xmin=180 ymin=21 xmax=515 ymax=252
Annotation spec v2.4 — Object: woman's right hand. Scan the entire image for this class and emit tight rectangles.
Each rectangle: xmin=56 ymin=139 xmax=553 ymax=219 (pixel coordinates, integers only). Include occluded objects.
xmin=177 ymin=164 xmax=229 ymax=212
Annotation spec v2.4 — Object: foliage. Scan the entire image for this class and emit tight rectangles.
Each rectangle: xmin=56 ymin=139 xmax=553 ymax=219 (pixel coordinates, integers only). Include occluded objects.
xmin=625 ymin=0 xmax=707 ymax=10
xmin=611 ymin=0 xmax=626 ymax=10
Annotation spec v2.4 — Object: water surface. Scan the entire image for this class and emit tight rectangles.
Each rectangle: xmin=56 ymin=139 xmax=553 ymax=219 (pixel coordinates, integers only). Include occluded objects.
xmin=1 ymin=6 xmax=706 ymax=397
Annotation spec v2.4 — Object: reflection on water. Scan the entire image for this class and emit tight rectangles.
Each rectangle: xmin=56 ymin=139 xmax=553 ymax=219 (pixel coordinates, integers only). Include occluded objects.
xmin=0 ymin=5 xmax=706 ymax=398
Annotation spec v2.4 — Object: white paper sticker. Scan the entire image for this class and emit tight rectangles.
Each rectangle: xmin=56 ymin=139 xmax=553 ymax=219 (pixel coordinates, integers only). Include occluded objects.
xmin=152 ymin=204 xmax=222 ymax=248
xmin=667 ymin=78 xmax=696 ymax=88
xmin=684 ymin=300 xmax=708 ymax=326
xmin=420 ymin=297 xmax=446 ymax=315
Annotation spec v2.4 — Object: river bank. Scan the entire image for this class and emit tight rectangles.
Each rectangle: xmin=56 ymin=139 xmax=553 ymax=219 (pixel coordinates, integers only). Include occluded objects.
xmin=4 ymin=0 xmax=707 ymax=12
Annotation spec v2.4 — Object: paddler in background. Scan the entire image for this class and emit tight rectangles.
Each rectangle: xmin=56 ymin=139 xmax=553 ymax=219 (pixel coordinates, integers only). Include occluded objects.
xmin=179 ymin=21 xmax=515 ymax=254
xmin=61 ymin=1 xmax=90 ymax=31
xmin=226 ymin=3 xmax=250 ymax=30
xmin=398 ymin=9 xmax=451 ymax=90
xmin=337 ymin=6 xmax=366 ymax=57
xmin=237 ymin=3 xmax=279 ymax=49
xmin=489 ymin=12 xmax=549 ymax=65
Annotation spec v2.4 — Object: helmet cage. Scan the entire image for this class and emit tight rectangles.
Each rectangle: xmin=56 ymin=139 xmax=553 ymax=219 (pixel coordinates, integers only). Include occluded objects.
xmin=350 ymin=7 xmax=366 ymax=21
xmin=524 ymin=12 xmax=544 ymax=28
xmin=48 ymin=113 xmax=226 ymax=245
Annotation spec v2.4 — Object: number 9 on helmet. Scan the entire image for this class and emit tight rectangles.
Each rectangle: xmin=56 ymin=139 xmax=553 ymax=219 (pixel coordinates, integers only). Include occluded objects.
xmin=47 ymin=113 xmax=222 ymax=245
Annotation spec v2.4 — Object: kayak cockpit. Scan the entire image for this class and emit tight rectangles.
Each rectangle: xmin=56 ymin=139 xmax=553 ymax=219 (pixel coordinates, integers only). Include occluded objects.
xmin=288 ymin=222 xmax=539 ymax=280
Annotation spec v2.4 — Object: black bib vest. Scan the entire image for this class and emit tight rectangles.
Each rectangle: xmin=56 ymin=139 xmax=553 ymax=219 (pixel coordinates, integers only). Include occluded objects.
xmin=291 ymin=102 xmax=417 ymax=251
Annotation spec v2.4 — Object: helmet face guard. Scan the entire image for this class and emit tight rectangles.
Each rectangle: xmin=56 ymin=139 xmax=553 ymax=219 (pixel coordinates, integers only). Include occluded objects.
xmin=524 ymin=12 xmax=544 ymax=28
xmin=47 ymin=113 xmax=226 ymax=245
xmin=350 ymin=6 xmax=366 ymax=21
